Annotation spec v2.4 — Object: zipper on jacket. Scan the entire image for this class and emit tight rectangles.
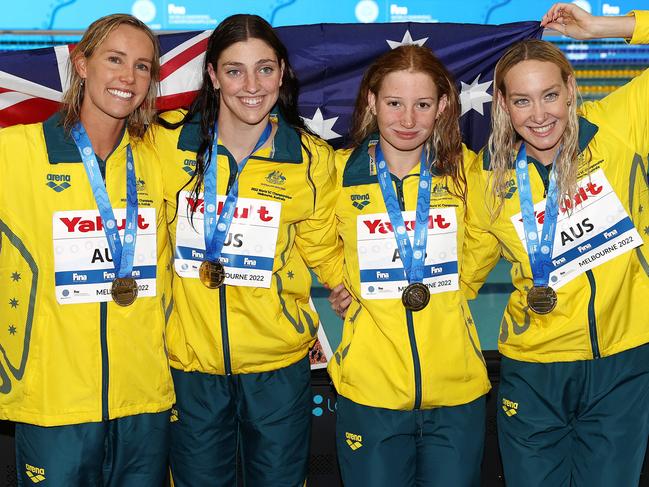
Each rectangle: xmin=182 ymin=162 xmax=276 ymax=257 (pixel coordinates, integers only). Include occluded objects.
xmin=100 ymin=302 xmax=109 ymax=420
xmin=585 ymin=270 xmax=600 ymax=359
xmin=219 ymin=286 xmax=233 ymax=375
xmin=406 ymin=310 xmax=423 ymax=409
xmin=533 ymin=162 xmax=601 ymax=360
xmin=393 ymin=176 xmax=406 ymax=210
xmin=217 ymin=153 xmax=238 ymax=377
xmin=394 ymin=175 xmax=423 ymax=409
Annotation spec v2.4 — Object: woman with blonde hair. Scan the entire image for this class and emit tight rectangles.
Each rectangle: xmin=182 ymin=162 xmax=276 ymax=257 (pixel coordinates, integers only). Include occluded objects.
xmin=328 ymin=44 xmax=490 ymax=486
xmin=463 ymin=4 xmax=649 ymax=485
xmin=0 ymin=14 xmax=173 ymax=486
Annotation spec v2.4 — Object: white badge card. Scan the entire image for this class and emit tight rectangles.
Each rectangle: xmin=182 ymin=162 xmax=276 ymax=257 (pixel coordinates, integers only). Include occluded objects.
xmin=357 ymin=207 xmax=459 ymax=299
xmin=174 ymin=192 xmax=281 ymax=288
xmin=511 ymin=169 xmax=642 ymax=289
xmin=53 ymin=208 xmax=157 ymax=304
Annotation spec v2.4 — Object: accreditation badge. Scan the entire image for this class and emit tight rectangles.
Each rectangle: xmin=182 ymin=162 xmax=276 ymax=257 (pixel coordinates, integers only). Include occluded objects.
xmin=511 ymin=169 xmax=643 ymax=289
xmin=357 ymin=207 xmax=459 ymax=300
xmin=174 ymin=192 xmax=281 ymax=288
xmin=52 ymin=208 xmax=157 ymax=304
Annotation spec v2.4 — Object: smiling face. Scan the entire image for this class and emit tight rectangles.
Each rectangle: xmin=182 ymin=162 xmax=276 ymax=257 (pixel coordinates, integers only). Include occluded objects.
xmin=208 ymin=37 xmax=283 ymax=130
xmin=501 ymin=59 xmax=575 ymax=164
xmin=75 ymin=24 xmax=154 ymax=127
xmin=369 ymin=69 xmax=446 ymax=163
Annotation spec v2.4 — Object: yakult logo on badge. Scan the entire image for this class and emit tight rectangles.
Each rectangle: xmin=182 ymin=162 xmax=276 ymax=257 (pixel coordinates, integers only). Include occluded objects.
xmin=46 ymin=173 xmax=71 ymax=192
xmin=185 ymin=197 xmax=275 ymax=222
xmin=522 ymin=181 xmax=603 ymax=225
xmin=362 ymin=214 xmax=451 ymax=234
xmin=57 ymin=214 xmax=151 ymax=233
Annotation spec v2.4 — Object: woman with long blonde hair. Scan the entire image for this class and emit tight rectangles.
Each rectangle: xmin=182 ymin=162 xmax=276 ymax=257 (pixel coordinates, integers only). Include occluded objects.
xmin=0 ymin=14 xmax=173 ymax=486
xmin=463 ymin=4 xmax=649 ymax=486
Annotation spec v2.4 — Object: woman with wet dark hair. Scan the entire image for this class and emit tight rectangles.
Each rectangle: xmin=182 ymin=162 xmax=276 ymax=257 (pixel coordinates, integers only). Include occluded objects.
xmin=156 ymin=14 xmax=342 ymax=486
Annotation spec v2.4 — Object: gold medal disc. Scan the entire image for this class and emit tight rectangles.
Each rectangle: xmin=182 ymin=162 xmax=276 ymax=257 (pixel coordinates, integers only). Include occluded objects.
xmin=527 ymin=286 xmax=557 ymax=315
xmin=199 ymin=260 xmax=225 ymax=289
xmin=111 ymin=277 xmax=138 ymax=307
xmin=402 ymin=282 xmax=430 ymax=312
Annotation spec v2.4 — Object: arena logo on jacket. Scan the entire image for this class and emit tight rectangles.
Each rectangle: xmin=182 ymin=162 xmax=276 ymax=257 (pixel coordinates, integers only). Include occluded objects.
xmin=182 ymin=159 xmax=196 ymax=177
xmin=511 ymin=170 xmax=643 ymax=288
xmin=350 ymin=193 xmax=371 ymax=211
xmin=45 ymin=173 xmax=72 ymax=192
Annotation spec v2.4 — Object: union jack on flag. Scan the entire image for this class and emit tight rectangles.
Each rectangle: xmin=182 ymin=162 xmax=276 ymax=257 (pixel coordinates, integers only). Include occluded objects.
xmin=0 ymin=21 xmax=541 ymax=151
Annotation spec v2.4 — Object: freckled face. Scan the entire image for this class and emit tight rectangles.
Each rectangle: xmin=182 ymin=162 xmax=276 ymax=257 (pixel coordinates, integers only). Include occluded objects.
xmin=369 ymin=70 xmax=447 ymax=157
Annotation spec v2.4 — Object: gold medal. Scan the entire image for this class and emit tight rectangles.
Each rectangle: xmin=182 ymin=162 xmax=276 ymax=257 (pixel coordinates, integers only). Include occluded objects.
xmin=111 ymin=277 xmax=138 ymax=307
xmin=527 ymin=286 xmax=557 ymax=315
xmin=402 ymin=282 xmax=430 ymax=312
xmin=199 ymin=260 xmax=225 ymax=289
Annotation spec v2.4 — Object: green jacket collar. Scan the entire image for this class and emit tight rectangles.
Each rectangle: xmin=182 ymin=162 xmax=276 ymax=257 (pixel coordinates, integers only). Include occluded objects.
xmin=177 ymin=108 xmax=303 ymax=164
xmin=43 ymin=113 xmax=83 ymax=164
xmin=481 ymin=116 xmax=599 ymax=170
xmin=342 ymin=134 xmax=379 ymax=187
xmin=43 ymin=112 xmax=128 ymax=165
xmin=342 ymin=133 xmax=440 ymax=187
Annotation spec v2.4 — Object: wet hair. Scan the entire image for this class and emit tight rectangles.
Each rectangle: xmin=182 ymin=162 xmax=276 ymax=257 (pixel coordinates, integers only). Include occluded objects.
xmin=160 ymin=14 xmax=311 ymax=210
xmin=349 ymin=45 xmax=464 ymax=195
xmin=488 ymin=39 xmax=580 ymax=216
xmin=61 ymin=13 xmax=160 ymax=139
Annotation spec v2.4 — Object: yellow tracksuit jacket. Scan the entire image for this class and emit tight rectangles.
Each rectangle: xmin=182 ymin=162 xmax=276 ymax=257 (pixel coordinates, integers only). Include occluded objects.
xmin=328 ymin=136 xmax=491 ymax=410
xmin=463 ymin=11 xmax=649 ymax=363
xmin=0 ymin=114 xmax=174 ymax=426
xmin=156 ymin=111 xmax=342 ymax=375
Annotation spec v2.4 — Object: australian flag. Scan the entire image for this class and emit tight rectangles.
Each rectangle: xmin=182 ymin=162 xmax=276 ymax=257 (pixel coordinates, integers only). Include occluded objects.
xmin=0 ymin=21 xmax=541 ymax=152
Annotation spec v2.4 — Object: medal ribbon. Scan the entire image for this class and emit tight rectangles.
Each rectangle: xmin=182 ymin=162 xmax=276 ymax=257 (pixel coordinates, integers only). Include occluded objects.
xmin=375 ymin=143 xmax=432 ymax=284
xmin=514 ymin=143 xmax=561 ymax=287
xmin=203 ymin=122 xmax=272 ymax=262
xmin=71 ymin=122 xmax=138 ymax=279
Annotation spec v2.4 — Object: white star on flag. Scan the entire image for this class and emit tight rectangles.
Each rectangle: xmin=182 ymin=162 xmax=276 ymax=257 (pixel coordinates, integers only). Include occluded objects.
xmin=459 ymin=74 xmax=493 ymax=116
xmin=301 ymin=108 xmax=341 ymax=140
xmin=386 ymin=30 xmax=428 ymax=49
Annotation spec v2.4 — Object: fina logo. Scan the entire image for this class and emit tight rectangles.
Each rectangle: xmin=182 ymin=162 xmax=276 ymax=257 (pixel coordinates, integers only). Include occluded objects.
xmin=46 ymin=173 xmax=71 ymax=192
